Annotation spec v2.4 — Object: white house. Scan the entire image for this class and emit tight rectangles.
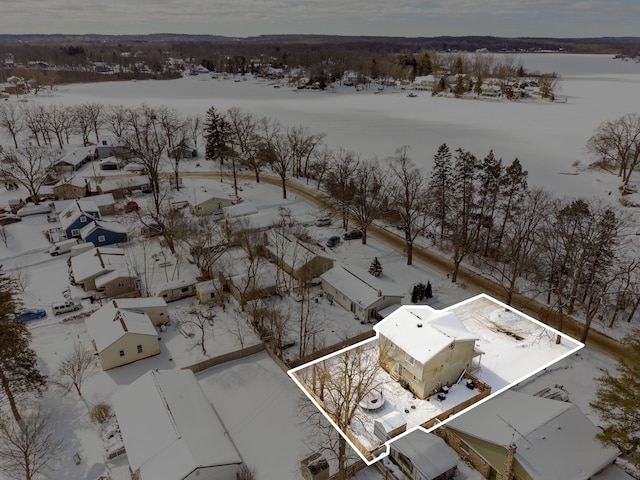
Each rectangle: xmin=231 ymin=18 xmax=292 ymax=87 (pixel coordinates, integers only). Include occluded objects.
xmin=110 ymin=297 xmax=169 ymax=325
xmin=189 ymin=189 xmax=234 ymax=216
xmin=375 ymin=306 xmax=482 ymax=399
xmin=113 ymin=369 xmax=244 ymax=480
xmin=85 ymin=302 xmax=160 ymax=370
xmin=70 ymin=246 xmax=132 ymax=292
xmin=320 ymin=264 xmax=403 ymax=323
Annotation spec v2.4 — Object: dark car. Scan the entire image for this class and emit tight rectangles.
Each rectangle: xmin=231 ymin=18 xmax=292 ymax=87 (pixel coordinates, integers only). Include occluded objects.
xmin=124 ymin=201 xmax=140 ymax=213
xmin=326 ymin=236 xmax=341 ymax=247
xmin=343 ymin=229 xmax=363 ymax=240
xmin=16 ymin=308 xmax=47 ymax=321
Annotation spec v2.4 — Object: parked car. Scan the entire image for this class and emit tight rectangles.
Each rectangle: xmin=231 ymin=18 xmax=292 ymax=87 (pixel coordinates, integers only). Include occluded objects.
xmin=52 ymin=300 xmax=82 ymax=316
xmin=315 ymin=216 xmax=332 ymax=227
xmin=326 ymin=236 xmax=341 ymax=247
xmin=343 ymin=229 xmax=363 ymax=240
xmin=124 ymin=201 xmax=140 ymax=213
xmin=16 ymin=308 xmax=47 ymax=321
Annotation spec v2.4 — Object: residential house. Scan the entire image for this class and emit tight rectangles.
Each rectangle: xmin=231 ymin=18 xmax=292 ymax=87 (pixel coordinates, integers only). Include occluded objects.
xmin=58 ymin=200 xmax=100 ymax=240
xmin=320 ymin=265 xmax=403 ymax=323
xmin=53 ymin=146 xmax=98 ymax=174
xmin=70 ymin=247 xmax=132 ymax=292
xmin=441 ymin=390 xmax=628 ymax=480
xmin=169 ymin=140 xmax=198 ymax=159
xmin=52 ymin=176 xmax=92 ymax=200
xmin=153 ymin=279 xmax=198 ymax=302
xmin=189 ymin=189 xmax=234 ymax=217
xmin=94 ymin=269 xmax=139 ymax=298
xmin=96 ymin=175 xmax=150 ymax=200
xmin=54 ymin=193 xmax=116 ymax=216
xmin=375 ymin=306 xmax=482 ymax=399
xmin=383 ymin=430 xmax=458 ymax=480
xmin=113 ymin=369 xmax=244 ymax=480
xmin=412 ymin=75 xmax=436 ymax=91
xmin=110 ymin=297 xmax=169 ymax=326
xmin=79 ymin=219 xmax=128 ymax=247
xmin=263 ymin=230 xmax=333 ymax=285
xmin=217 ymin=246 xmax=279 ymax=305
xmin=85 ymin=302 xmax=159 ymax=370
xmin=95 ymin=136 xmax=125 ymax=159
xmin=98 ymin=156 xmax=122 ymax=171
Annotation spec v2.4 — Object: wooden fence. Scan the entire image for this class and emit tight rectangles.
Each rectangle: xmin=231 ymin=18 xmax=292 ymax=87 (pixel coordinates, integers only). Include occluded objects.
xmin=182 ymin=343 xmax=265 ymax=373
xmin=288 ymin=330 xmax=376 ymax=369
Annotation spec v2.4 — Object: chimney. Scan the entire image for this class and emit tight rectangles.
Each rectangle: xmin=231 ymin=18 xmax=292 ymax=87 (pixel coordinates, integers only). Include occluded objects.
xmin=501 ymin=444 xmax=517 ymax=480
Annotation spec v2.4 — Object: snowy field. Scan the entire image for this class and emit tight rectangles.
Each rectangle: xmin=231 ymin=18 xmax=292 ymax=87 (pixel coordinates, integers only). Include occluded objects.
xmin=0 ymin=53 xmax=638 ymax=480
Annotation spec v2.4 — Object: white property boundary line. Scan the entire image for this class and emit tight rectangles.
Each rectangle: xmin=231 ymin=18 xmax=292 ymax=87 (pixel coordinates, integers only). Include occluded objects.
xmin=288 ymin=292 xmax=584 ymax=466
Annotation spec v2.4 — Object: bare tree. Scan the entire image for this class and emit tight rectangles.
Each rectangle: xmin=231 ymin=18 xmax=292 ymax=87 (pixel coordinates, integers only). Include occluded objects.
xmin=586 ymin=113 xmax=640 ymax=189
xmin=0 ymin=144 xmax=56 ymax=204
xmin=74 ymin=103 xmax=104 ymax=146
xmin=0 ymin=103 xmax=24 ymax=148
xmin=388 ymin=146 xmax=432 ymax=266
xmin=296 ymin=344 xmax=387 ymax=477
xmin=11 ymin=264 xmax=31 ymax=294
xmin=178 ymin=306 xmax=215 ymax=356
xmin=21 ymin=104 xmax=51 ymax=147
xmin=157 ymin=106 xmax=189 ymax=192
xmin=323 ymin=149 xmax=359 ymax=229
xmin=0 ymin=404 xmax=63 ymax=480
xmin=56 ymin=342 xmax=96 ymax=397
xmin=45 ymin=105 xmax=73 ymax=149
xmin=348 ymin=158 xmax=388 ymax=244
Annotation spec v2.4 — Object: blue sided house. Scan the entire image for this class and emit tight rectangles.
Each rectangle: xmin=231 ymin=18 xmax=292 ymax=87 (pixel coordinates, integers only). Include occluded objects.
xmin=80 ymin=219 xmax=128 ymax=247
xmin=59 ymin=200 xmax=101 ymax=240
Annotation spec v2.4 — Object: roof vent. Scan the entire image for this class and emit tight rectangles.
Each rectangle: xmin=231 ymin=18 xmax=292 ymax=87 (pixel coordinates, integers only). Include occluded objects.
xmin=417 ymin=323 xmax=423 ymax=328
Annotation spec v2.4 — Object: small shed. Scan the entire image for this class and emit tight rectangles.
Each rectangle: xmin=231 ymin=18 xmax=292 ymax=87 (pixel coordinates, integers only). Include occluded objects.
xmin=154 ymin=279 xmax=197 ymax=302
xmin=195 ymin=281 xmax=218 ymax=304
xmin=387 ymin=431 xmax=457 ymax=480
xmin=373 ymin=411 xmax=407 ymax=442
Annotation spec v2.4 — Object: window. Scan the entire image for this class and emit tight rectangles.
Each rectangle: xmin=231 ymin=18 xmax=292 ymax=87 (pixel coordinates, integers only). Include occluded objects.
xmin=80 ymin=216 xmax=87 ymax=223
xmin=71 ymin=229 xmax=79 ymax=237
xmin=117 ymin=282 xmax=125 ymax=288
xmin=460 ymin=440 xmax=470 ymax=454
xmin=181 ymin=287 xmax=189 ymax=293
xmin=322 ymin=263 xmax=328 ymax=272
xmin=98 ymin=235 xmax=106 ymax=243
xmin=405 ymin=353 xmax=415 ymax=366
xmin=119 ymin=350 xmax=125 ymax=357
xmin=137 ymin=345 xmax=143 ymax=354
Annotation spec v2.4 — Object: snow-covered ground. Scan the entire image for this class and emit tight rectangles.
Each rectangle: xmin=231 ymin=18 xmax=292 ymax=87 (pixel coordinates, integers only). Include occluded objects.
xmin=0 ymin=53 xmax=638 ymax=480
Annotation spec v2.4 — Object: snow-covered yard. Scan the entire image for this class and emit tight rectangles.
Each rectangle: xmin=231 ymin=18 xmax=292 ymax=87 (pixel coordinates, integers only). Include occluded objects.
xmin=0 ymin=53 xmax=638 ymax=480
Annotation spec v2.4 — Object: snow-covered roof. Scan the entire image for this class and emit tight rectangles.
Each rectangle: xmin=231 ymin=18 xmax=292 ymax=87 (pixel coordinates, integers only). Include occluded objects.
xmin=80 ymin=219 xmax=128 ymax=237
xmin=113 ymin=369 xmax=242 ymax=479
xmin=54 ymin=194 xmax=115 ymax=213
xmin=85 ymin=302 xmax=156 ymax=352
xmin=391 ymin=431 xmax=458 ymax=479
xmin=59 ymin=200 xmax=100 ymax=231
xmin=98 ymin=175 xmax=149 ymax=192
xmin=94 ymin=269 xmax=135 ymax=288
xmin=320 ymin=264 xmax=403 ymax=310
xmin=230 ymin=263 xmax=278 ymax=291
xmin=446 ymin=391 xmax=620 ymax=480
xmin=53 ymin=175 xmax=91 ymax=189
xmin=112 ymin=297 xmax=167 ymax=310
xmin=223 ymin=203 xmax=258 ymax=218
xmin=71 ymin=247 xmax=127 ymax=283
xmin=264 ymin=230 xmax=331 ymax=269
xmin=230 ymin=211 xmax=280 ymax=232
xmin=153 ymin=278 xmax=197 ymax=294
xmin=190 ymin=187 xmax=233 ymax=206
xmin=375 ymin=306 xmax=478 ymax=364
xmin=55 ymin=146 xmax=97 ymax=167
xmin=592 ymin=464 xmax=635 ymax=480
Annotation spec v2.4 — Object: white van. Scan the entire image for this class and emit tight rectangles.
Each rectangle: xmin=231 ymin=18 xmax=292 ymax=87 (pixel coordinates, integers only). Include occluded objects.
xmin=49 ymin=238 xmax=79 ymax=256
xmin=52 ymin=300 xmax=82 ymax=315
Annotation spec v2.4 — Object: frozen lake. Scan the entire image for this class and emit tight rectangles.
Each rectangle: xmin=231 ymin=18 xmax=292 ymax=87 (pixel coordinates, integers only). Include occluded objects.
xmin=29 ymin=53 xmax=640 ymax=198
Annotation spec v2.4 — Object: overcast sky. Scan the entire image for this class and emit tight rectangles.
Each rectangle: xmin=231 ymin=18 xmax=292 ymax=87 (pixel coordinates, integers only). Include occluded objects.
xmin=1 ymin=0 xmax=639 ymax=38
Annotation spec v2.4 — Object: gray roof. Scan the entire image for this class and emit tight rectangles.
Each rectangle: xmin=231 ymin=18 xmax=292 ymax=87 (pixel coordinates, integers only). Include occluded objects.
xmin=391 ymin=431 xmax=457 ymax=479
xmin=447 ymin=391 xmax=620 ymax=480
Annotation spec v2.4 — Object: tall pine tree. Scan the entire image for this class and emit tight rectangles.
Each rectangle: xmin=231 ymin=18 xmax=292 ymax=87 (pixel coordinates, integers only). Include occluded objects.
xmin=591 ymin=331 xmax=640 ymax=464
xmin=0 ymin=268 xmax=47 ymax=424
xmin=427 ymin=143 xmax=453 ymax=247
xmin=203 ymin=106 xmax=227 ymax=164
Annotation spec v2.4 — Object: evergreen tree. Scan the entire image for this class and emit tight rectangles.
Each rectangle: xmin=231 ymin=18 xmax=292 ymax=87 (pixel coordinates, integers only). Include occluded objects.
xmin=427 ymin=143 xmax=453 ymax=246
xmin=368 ymin=257 xmax=382 ymax=277
xmin=417 ymin=52 xmax=432 ymax=76
xmin=0 ymin=269 xmax=47 ymax=424
xmin=203 ymin=105 xmax=227 ymax=164
xmin=425 ymin=280 xmax=433 ymax=299
xmin=591 ymin=331 xmax=640 ymax=464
